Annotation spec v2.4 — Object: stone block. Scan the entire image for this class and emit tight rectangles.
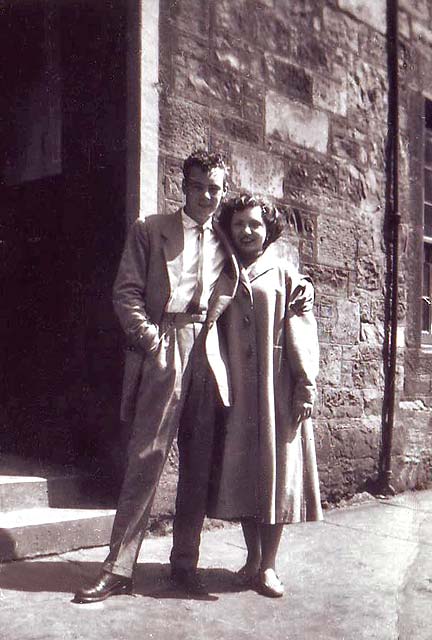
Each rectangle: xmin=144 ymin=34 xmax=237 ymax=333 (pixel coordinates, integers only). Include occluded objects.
xmin=173 ymin=58 xmax=242 ymax=116
xmin=412 ymin=20 xmax=432 ymax=47
xmin=266 ymin=91 xmax=329 ymax=153
xmin=314 ymin=421 xmax=332 ymax=465
xmin=213 ymin=35 xmax=264 ymax=79
xmin=166 ymin=0 xmax=210 ymax=37
xmin=362 ymin=388 xmax=383 ymax=416
xmin=398 ymin=11 xmax=411 ymax=39
xmin=171 ymin=32 xmax=208 ymax=66
xmin=284 ymin=154 xmax=339 ymax=199
xmin=347 ymin=62 xmax=388 ymax=122
xmin=230 ymin=143 xmax=284 ymax=197
xmin=339 ymin=164 xmax=368 ymax=207
xmin=352 ymin=355 xmax=384 ymax=389
xmin=313 ymin=75 xmax=348 ymax=117
xmin=243 ymin=81 xmax=265 ymax=123
xmin=252 ymin=6 xmax=293 ymax=58
xmin=329 ymin=419 xmax=381 ymax=459
xmin=214 ymin=0 xmax=255 ymax=41
xmin=332 ymin=298 xmax=361 ymax=344
xmin=211 ymin=114 xmax=262 ymax=146
xmin=264 ymin=55 xmax=313 ymax=103
xmin=399 ymin=0 xmax=430 ymax=20
xmin=321 ymin=388 xmax=364 ymax=418
xmin=317 ymin=215 xmax=357 ymax=270
xmin=331 ymin=120 xmax=368 ymax=165
xmin=317 ymin=344 xmax=342 ymax=387
xmin=304 ymin=264 xmax=350 ymax=297
xmin=164 ymin=157 xmax=183 ymax=201
xmin=290 ymin=33 xmax=332 ymax=73
xmin=338 ymin=0 xmax=387 ymax=34
xmin=358 ymin=30 xmax=386 ymax=68
xmin=159 ymin=99 xmax=209 ymax=158
xmin=322 ymin=7 xmax=362 ymax=53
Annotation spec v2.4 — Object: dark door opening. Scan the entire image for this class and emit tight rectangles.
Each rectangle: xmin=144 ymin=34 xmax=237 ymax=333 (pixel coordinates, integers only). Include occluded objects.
xmin=0 ymin=1 xmax=127 ymax=479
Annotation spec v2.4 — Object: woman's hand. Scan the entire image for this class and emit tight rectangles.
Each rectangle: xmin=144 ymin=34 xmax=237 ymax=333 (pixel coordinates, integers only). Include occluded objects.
xmin=295 ymin=401 xmax=313 ymax=424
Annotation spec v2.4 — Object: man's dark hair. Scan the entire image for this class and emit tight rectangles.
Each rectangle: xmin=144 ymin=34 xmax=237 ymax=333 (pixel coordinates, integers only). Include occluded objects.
xmin=183 ymin=149 xmax=229 ymax=185
xmin=219 ymin=193 xmax=285 ymax=249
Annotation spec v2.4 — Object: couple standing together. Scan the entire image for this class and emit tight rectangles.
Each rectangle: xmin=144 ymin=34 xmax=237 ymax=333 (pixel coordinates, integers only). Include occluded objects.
xmin=74 ymin=150 xmax=322 ymax=603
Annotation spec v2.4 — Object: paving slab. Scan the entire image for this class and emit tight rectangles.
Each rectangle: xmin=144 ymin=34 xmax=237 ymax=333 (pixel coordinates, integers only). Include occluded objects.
xmin=0 ymin=490 xmax=431 ymax=640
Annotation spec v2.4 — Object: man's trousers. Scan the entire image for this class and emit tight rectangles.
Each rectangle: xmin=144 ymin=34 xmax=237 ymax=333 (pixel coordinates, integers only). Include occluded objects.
xmin=103 ymin=317 xmax=217 ymax=578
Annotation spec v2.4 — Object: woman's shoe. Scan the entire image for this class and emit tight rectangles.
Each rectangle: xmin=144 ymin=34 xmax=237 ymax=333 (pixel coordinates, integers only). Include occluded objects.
xmin=235 ymin=563 xmax=260 ymax=586
xmin=256 ymin=569 xmax=284 ymax=598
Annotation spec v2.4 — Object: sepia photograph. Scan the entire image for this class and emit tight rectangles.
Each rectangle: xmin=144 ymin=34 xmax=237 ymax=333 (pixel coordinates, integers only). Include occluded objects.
xmin=0 ymin=1 xmax=431 ymax=638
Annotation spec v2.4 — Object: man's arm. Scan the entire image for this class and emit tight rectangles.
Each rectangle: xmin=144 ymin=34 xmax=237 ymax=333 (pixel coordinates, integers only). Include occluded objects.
xmin=285 ymin=273 xmax=319 ymax=412
xmin=113 ymin=220 xmax=160 ymax=354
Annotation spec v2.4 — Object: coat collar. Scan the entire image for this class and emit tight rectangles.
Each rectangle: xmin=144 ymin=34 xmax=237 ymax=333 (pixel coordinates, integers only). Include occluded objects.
xmin=241 ymin=244 xmax=277 ymax=284
xmin=206 ymin=219 xmax=240 ymax=325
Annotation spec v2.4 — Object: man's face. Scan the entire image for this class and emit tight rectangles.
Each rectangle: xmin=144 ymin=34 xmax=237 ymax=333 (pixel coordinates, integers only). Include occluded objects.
xmin=182 ymin=166 xmax=227 ymax=224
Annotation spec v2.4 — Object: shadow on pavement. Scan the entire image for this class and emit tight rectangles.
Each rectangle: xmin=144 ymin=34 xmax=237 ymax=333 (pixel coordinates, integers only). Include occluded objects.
xmin=0 ymin=560 xmax=248 ymax=602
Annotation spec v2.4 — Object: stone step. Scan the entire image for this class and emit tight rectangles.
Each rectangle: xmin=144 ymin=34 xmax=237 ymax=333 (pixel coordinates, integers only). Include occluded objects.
xmin=0 ymin=506 xmax=115 ymax=561
xmin=0 ymin=472 xmax=92 ymax=512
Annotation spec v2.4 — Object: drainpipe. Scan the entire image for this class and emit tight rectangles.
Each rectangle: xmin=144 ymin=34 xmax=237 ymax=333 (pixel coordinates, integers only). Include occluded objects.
xmin=380 ymin=0 xmax=400 ymax=496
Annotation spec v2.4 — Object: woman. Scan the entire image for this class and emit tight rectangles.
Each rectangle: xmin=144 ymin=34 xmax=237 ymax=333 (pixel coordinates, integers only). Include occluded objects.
xmin=209 ymin=194 xmax=322 ymax=598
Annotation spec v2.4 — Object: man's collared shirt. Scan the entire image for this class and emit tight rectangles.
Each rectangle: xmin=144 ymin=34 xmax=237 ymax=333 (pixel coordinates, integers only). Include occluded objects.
xmin=166 ymin=209 xmax=226 ymax=313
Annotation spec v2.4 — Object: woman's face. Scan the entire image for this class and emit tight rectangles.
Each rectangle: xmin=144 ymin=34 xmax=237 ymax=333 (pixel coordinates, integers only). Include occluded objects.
xmin=230 ymin=205 xmax=267 ymax=262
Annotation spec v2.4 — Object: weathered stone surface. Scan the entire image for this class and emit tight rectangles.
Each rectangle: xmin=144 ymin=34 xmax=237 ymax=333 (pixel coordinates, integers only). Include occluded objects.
xmin=242 ymin=81 xmax=265 ymax=123
xmin=347 ymin=62 xmax=388 ymax=121
xmin=252 ymin=6 xmax=292 ymax=58
xmin=285 ymin=153 xmax=339 ymax=199
xmin=230 ymin=143 xmax=284 ymax=197
xmin=173 ymin=58 xmax=243 ymax=115
xmin=353 ymin=346 xmax=384 ymax=389
xmin=322 ymin=7 xmax=362 ymax=53
xmin=305 ymin=264 xmax=350 ymax=297
xmin=317 ymin=215 xmax=357 ymax=270
xmin=159 ymin=99 xmax=209 ymax=157
xmin=412 ymin=20 xmax=432 ymax=47
xmin=163 ymin=157 xmax=183 ymax=201
xmin=266 ymin=91 xmax=329 ymax=153
xmin=331 ymin=123 xmax=368 ymax=164
xmin=264 ymin=56 xmax=313 ymax=103
xmin=151 ymin=0 xmax=432 ymax=505
xmin=214 ymin=0 xmax=255 ymax=41
xmin=338 ymin=0 xmax=387 ymax=35
xmin=318 ymin=344 xmax=342 ymax=387
xmin=211 ymin=113 xmax=262 ymax=146
xmin=167 ymin=0 xmax=210 ymax=37
xmin=213 ymin=35 xmax=263 ymax=79
xmin=313 ymin=75 xmax=348 ymax=117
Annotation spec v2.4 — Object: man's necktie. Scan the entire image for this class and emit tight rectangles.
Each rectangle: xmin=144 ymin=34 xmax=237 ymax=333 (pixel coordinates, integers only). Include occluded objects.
xmin=187 ymin=225 xmax=205 ymax=313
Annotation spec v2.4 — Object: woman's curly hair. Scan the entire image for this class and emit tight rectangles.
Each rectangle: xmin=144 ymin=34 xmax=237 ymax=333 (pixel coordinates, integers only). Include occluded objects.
xmin=218 ymin=193 xmax=285 ymax=249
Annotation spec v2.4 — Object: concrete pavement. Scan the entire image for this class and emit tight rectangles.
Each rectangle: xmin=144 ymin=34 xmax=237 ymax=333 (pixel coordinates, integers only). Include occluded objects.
xmin=1 ymin=489 xmax=432 ymax=640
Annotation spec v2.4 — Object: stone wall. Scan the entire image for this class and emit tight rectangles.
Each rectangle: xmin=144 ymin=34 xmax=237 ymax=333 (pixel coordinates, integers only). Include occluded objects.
xmin=155 ymin=0 xmax=432 ymax=502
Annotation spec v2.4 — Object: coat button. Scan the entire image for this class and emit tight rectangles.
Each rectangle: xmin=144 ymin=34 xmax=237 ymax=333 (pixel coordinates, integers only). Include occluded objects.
xmin=243 ymin=315 xmax=251 ymax=326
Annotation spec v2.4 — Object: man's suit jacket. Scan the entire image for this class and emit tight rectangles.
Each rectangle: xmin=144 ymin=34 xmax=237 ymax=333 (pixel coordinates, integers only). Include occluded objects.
xmin=113 ymin=209 xmax=239 ymax=422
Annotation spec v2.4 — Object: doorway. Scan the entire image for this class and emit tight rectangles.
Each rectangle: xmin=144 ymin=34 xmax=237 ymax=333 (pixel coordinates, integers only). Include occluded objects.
xmin=0 ymin=1 xmax=127 ymax=478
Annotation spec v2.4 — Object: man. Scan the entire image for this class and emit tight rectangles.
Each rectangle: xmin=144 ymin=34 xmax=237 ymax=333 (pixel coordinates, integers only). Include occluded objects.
xmin=74 ymin=150 xmax=238 ymax=603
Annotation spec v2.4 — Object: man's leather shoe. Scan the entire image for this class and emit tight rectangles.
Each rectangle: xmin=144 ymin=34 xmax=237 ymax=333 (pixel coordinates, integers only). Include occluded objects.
xmin=170 ymin=567 xmax=207 ymax=595
xmin=73 ymin=571 xmax=133 ymax=604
